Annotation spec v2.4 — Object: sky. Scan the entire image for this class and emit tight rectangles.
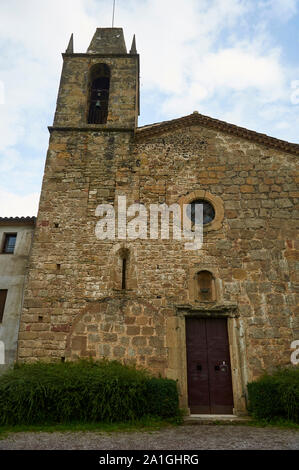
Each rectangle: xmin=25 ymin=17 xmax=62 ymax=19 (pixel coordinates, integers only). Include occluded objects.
xmin=0 ymin=0 xmax=298 ymax=217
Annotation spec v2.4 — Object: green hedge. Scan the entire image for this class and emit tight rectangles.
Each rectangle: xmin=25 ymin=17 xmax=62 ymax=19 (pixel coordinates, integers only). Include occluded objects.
xmin=0 ymin=360 xmax=179 ymax=425
xmin=247 ymin=367 xmax=299 ymax=423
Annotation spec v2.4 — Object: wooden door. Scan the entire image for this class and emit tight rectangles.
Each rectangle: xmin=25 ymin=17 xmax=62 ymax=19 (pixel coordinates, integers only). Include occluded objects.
xmin=186 ymin=317 xmax=234 ymax=414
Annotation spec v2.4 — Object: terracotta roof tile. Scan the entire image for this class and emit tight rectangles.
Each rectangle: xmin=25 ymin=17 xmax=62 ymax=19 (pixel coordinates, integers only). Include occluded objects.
xmin=0 ymin=216 xmax=36 ymax=226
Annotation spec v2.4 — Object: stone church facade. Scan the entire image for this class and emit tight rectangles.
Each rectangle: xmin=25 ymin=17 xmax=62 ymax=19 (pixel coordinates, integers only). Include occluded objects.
xmin=15 ymin=28 xmax=298 ymax=415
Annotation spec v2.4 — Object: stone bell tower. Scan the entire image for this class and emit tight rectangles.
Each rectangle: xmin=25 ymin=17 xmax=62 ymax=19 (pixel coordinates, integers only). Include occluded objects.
xmin=17 ymin=28 xmax=141 ymax=362
xmin=54 ymin=27 xmax=139 ymax=128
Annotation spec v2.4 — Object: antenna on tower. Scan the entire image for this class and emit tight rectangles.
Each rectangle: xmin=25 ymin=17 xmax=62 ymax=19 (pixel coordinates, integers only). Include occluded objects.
xmin=112 ymin=0 xmax=116 ymax=27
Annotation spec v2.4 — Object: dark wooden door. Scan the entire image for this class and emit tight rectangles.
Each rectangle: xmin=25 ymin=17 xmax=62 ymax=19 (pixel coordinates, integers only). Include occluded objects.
xmin=186 ymin=318 xmax=234 ymax=414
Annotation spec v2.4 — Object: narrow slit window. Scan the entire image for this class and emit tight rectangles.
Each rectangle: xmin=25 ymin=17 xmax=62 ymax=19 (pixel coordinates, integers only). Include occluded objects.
xmin=122 ymin=257 xmax=127 ymax=290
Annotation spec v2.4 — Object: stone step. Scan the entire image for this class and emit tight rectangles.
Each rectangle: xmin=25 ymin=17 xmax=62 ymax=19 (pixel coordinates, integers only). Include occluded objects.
xmin=183 ymin=414 xmax=252 ymax=425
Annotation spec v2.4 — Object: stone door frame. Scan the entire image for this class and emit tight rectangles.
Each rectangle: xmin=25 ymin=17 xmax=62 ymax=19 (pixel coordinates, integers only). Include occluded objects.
xmin=166 ymin=303 xmax=248 ymax=416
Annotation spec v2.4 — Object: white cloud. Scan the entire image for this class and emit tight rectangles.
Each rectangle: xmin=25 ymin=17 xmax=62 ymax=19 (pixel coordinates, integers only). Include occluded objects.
xmin=161 ymin=46 xmax=286 ymax=116
xmin=115 ymin=0 xmax=250 ymax=93
xmin=114 ymin=0 xmax=294 ymax=129
xmin=0 ymin=0 xmax=298 ymax=214
xmin=260 ymin=0 xmax=298 ymax=21
xmin=200 ymin=49 xmax=283 ymax=93
xmin=275 ymin=121 xmax=290 ymax=129
xmin=0 ymin=148 xmax=22 ymax=173
xmin=0 ymin=0 xmax=107 ymax=201
xmin=0 ymin=0 xmax=101 ymax=155
xmin=0 ymin=190 xmax=39 ymax=217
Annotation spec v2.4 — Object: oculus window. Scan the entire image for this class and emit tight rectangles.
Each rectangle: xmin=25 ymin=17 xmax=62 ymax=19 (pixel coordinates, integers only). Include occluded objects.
xmin=187 ymin=199 xmax=215 ymax=226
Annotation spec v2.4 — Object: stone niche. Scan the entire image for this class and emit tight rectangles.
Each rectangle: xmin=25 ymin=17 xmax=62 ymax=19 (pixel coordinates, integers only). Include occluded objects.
xmin=188 ymin=265 xmax=222 ymax=304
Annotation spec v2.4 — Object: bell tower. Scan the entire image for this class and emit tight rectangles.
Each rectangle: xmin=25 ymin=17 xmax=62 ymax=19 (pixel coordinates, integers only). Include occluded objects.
xmin=52 ymin=28 xmax=139 ymax=129
xmin=17 ymin=28 xmax=140 ymax=363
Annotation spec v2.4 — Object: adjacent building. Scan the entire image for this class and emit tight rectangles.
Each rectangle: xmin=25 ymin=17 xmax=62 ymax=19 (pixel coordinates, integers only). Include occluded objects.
xmin=0 ymin=217 xmax=35 ymax=373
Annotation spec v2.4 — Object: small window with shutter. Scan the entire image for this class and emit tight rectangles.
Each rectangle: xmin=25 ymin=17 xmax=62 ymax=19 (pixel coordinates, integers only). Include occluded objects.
xmin=2 ymin=233 xmax=17 ymax=254
xmin=0 ymin=290 xmax=8 ymax=322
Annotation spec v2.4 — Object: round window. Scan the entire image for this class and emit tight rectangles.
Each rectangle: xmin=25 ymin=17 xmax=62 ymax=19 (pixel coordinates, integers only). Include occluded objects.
xmin=187 ymin=199 xmax=215 ymax=225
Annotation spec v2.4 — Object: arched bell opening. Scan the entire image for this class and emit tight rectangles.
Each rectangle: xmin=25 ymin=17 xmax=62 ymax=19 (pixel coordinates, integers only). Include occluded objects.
xmin=87 ymin=63 xmax=110 ymax=124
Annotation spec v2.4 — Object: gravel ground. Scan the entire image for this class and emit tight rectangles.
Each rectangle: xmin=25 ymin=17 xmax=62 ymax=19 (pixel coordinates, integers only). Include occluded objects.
xmin=0 ymin=425 xmax=298 ymax=450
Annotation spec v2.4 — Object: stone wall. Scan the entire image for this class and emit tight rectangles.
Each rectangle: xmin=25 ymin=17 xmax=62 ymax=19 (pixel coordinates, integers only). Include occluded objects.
xmin=53 ymin=55 xmax=139 ymax=129
xmin=65 ymin=296 xmax=166 ymax=376
xmin=17 ymin=124 xmax=298 ymax=388
xmin=133 ymin=125 xmax=298 ymax=382
xmin=16 ymin=28 xmax=298 ymax=412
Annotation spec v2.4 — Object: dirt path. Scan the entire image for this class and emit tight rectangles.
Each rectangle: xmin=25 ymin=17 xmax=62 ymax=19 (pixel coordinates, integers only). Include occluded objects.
xmin=0 ymin=425 xmax=298 ymax=450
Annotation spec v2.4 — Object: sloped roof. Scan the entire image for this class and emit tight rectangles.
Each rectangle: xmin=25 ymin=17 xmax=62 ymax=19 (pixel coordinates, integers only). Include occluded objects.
xmin=0 ymin=216 xmax=36 ymax=226
xmin=136 ymin=112 xmax=299 ymax=156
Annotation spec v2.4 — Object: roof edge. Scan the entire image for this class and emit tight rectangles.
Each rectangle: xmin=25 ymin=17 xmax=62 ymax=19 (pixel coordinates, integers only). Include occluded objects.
xmin=0 ymin=216 xmax=36 ymax=226
xmin=135 ymin=112 xmax=299 ymax=156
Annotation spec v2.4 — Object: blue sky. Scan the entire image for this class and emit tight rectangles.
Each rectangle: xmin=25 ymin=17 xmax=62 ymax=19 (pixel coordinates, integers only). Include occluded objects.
xmin=0 ymin=0 xmax=298 ymax=216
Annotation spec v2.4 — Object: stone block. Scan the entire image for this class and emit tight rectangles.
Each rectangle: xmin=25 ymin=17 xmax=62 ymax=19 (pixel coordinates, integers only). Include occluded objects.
xmin=132 ymin=336 xmax=147 ymax=346
xmin=126 ymin=326 xmax=140 ymax=335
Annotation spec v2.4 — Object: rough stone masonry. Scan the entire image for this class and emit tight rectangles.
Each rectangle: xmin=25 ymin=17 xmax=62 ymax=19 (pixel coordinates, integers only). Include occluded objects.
xmin=17 ymin=28 xmax=299 ymax=414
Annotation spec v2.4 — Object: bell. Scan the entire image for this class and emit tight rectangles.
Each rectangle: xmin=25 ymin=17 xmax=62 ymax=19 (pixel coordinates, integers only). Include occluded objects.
xmin=95 ymin=100 xmax=101 ymax=108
